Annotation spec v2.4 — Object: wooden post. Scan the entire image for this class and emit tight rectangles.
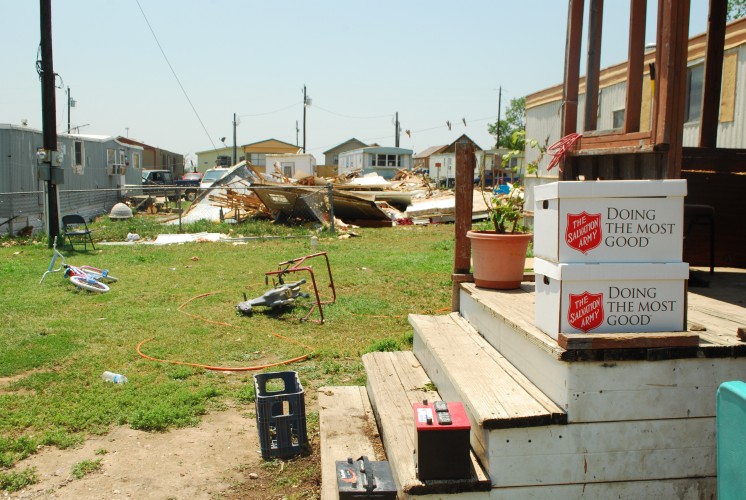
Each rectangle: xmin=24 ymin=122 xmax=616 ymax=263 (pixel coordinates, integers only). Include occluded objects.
xmin=561 ymin=0 xmax=585 ymax=180
xmin=584 ymin=0 xmax=604 ymax=132
xmin=562 ymin=0 xmax=584 ymax=138
xmin=699 ymin=0 xmax=728 ymax=148
xmin=653 ymin=0 xmax=690 ymax=178
xmin=624 ymin=0 xmax=647 ymax=133
xmin=40 ymin=0 xmax=61 ymax=245
xmin=453 ymin=138 xmax=474 ymax=276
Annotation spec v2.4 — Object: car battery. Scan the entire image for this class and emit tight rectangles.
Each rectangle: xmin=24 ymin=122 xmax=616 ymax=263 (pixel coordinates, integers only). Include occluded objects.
xmin=413 ymin=400 xmax=471 ymax=480
xmin=335 ymin=456 xmax=397 ymax=499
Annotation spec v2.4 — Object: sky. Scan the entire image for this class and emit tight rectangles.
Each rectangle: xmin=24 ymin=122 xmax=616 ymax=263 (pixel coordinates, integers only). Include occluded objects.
xmin=2 ymin=1 xmax=712 ymax=167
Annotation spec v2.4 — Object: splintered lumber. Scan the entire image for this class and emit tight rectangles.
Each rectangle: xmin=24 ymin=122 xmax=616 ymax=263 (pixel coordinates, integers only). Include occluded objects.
xmin=208 ymin=188 xmax=270 ymax=221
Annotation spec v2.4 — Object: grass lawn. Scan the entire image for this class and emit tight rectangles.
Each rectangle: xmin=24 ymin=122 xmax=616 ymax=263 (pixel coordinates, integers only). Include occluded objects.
xmin=0 ymin=217 xmax=455 ymax=492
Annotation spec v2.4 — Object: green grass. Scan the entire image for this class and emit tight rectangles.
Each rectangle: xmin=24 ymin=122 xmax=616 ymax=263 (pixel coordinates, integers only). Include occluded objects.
xmin=0 ymin=218 xmax=455 ymax=485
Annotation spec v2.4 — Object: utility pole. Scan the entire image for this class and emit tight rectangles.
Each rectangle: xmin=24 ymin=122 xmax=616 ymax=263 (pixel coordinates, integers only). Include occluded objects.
xmin=303 ymin=85 xmax=306 ymax=152
xmin=296 ymin=120 xmax=299 ymax=147
xmin=40 ymin=0 xmax=61 ymax=246
xmin=232 ymin=112 xmax=237 ymax=165
xmin=395 ymin=112 xmax=400 ymax=147
xmin=496 ymin=86 xmax=502 ymax=148
xmin=66 ymin=87 xmax=72 ymax=134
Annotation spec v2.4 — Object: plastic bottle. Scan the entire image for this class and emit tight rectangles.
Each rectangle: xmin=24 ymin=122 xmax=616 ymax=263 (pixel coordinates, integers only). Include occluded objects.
xmin=310 ymin=235 xmax=318 ymax=251
xmin=102 ymin=371 xmax=128 ymax=384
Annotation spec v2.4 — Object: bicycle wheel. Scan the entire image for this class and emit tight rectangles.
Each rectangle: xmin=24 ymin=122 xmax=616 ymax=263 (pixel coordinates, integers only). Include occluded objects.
xmin=69 ymin=275 xmax=110 ymax=293
xmin=79 ymin=266 xmax=118 ymax=283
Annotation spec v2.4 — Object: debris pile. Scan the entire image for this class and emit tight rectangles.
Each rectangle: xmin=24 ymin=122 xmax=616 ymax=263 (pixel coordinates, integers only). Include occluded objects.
xmin=208 ymin=188 xmax=271 ymax=222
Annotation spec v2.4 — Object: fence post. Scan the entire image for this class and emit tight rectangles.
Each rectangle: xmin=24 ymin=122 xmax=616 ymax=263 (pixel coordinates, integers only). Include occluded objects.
xmin=178 ymin=188 xmax=183 ymax=233
xmin=327 ymin=183 xmax=335 ymax=234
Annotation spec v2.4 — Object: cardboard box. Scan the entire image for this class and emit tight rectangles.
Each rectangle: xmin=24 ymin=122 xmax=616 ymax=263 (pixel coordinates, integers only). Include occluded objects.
xmin=533 ymin=180 xmax=687 ymax=263
xmin=534 ymin=258 xmax=689 ymax=339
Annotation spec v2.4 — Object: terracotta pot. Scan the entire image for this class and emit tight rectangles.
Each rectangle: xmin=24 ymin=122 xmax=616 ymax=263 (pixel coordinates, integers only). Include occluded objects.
xmin=467 ymin=230 xmax=532 ymax=289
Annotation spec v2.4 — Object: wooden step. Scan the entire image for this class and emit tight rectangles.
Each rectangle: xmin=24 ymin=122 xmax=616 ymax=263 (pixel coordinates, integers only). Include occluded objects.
xmin=411 ymin=312 xmax=566 ymax=470
xmin=362 ymin=351 xmax=491 ymax=497
xmin=318 ymin=386 xmax=385 ymax=500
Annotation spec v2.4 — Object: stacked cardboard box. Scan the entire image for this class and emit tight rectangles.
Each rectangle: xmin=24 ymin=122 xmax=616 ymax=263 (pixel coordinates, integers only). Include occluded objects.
xmin=533 ymin=180 xmax=689 ymax=340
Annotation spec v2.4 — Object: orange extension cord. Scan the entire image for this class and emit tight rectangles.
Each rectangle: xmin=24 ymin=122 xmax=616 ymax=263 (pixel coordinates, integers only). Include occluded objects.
xmin=136 ymin=291 xmax=316 ymax=371
xmin=137 ymin=293 xmax=450 ymax=372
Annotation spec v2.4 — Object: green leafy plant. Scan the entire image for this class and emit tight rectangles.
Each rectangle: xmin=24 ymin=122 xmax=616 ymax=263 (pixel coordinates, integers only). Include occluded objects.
xmin=71 ymin=459 xmax=102 ymax=479
xmin=486 ymin=185 xmax=526 ymax=234
xmin=479 ymin=130 xmax=547 ymax=234
xmin=0 ymin=467 xmax=38 ymax=492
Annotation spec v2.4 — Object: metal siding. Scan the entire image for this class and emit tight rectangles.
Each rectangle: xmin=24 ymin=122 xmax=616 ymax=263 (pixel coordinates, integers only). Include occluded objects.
xmin=0 ymin=127 xmax=45 ymax=232
xmin=597 ymin=82 xmax=627 ymax=131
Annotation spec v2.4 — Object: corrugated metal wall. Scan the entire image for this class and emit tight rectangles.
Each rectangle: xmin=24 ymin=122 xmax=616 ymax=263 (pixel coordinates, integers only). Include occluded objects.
xmin=0 ymin=125 xmax=143 ymax=234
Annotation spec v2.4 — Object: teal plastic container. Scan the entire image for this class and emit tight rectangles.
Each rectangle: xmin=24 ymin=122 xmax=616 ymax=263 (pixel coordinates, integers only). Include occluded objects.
xmin=717 ymin=380 xmax=746 ymax=499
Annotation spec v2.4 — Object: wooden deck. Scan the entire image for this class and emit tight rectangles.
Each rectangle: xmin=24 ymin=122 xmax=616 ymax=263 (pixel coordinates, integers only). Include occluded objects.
xmin=317 ymin=267 xmax=744 ymax=497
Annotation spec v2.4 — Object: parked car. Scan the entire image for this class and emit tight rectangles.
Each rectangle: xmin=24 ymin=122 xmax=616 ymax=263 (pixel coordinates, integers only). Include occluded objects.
xmin=182 ymin=171 xmax=204 ymax=182
xmin=142 ymin=169 xmax=201 ymax=201
xmin=200 ymin=168 xmax=230 ymax=190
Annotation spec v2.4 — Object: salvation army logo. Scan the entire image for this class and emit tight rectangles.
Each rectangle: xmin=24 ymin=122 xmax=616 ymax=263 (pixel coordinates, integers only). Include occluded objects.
xmin=567 ymin=292 xmax=604 ymax=332
xmin=565 ymin=212 xmax=602 ymax=254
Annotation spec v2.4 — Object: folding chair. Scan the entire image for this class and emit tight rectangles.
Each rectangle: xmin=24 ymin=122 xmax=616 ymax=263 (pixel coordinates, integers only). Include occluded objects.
xmin=61 ymin=214 xmax=95 ymax=251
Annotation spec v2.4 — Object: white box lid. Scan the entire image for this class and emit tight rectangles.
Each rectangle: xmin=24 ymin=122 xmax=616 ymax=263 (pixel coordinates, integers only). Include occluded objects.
xmin=534 ymin=258 xmax=690 ymax=281
xmin=533 ymin=180 xmax=687 ymax=201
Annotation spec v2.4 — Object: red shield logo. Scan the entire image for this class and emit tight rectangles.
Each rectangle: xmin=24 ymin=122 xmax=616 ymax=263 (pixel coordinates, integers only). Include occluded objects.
xmin=567 ymin=292 xmax=604 ymax=332
xmin=565 ymin=212 xmax=602 ymax=254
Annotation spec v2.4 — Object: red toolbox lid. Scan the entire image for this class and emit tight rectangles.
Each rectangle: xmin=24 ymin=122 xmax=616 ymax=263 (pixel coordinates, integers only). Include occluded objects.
xmin=413 ymin=401 xmax=471 ymax=431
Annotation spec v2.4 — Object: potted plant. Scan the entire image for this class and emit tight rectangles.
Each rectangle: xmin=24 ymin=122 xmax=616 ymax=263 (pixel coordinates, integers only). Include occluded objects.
xmin=467 ymin=133 xmax=544 ymax=289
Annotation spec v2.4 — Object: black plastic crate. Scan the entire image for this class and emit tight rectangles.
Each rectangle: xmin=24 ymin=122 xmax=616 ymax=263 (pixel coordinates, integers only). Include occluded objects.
xmin=254 ymin=371 xmax=308 ymax=459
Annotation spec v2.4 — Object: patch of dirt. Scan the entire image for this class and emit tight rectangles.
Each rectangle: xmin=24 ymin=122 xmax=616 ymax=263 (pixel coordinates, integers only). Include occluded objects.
xmin=5 ymin=407 xmax=275 ymax=499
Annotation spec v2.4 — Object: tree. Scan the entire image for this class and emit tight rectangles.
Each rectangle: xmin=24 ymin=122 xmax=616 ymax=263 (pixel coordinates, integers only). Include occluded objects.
xmin=487 ymin=97 xmax=525 ymax=149
xmin=728 ymin=0 xmax=746 ymax=20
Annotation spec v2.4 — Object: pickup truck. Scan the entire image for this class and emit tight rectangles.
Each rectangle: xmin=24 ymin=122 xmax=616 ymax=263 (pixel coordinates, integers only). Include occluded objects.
xmin=141 ymin=170 xmax=200 ymax=201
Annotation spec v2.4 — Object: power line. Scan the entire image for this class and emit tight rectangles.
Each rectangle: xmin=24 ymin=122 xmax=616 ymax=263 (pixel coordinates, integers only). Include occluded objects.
xmin=314 ymin=105 xmax=393 ymax=120
xmin=134 ymin=0 xmax=217 ymax=151
xmin=238 ymin=102 xmax=302 ymax=118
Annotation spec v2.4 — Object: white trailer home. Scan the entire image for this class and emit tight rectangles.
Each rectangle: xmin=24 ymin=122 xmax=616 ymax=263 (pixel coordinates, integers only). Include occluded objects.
xmin=0 ymin=124 xmax=143 ymax=235
xmin=337 ymin=146 xmax=413 ymax=180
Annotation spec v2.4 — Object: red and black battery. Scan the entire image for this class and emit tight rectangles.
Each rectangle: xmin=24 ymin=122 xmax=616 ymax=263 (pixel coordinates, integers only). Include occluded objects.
xmin=413 ymin=400 xmax=472 ymax=480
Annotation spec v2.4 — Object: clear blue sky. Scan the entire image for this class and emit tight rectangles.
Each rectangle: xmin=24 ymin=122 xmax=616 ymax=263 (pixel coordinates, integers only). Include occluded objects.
xmin=2 ymin=1 xmax=711 ymax=166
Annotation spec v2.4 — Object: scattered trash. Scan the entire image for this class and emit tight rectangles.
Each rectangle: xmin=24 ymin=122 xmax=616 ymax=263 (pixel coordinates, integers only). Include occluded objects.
xmin=102 ymin=371 xmax=128 ymax=384
xmin=126 ymin=232 xmax=140 ymax=242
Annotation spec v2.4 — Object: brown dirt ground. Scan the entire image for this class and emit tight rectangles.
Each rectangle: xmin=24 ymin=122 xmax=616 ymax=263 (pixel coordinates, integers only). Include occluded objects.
xmin=4 ymin=407 xmax=321 ymax=499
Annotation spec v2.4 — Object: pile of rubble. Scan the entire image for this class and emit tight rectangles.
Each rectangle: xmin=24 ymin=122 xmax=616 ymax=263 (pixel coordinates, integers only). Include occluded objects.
xmin=196 ymin=163 xmax=487 ymax=227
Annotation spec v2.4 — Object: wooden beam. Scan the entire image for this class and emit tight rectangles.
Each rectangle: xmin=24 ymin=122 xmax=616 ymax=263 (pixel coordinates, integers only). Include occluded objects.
xmin=577 ymin=130 xmax=653 ymax=151
xmin=624 ymin=0 xmax=647 ymax=133
xmin=699 ymin=0 xmax=728 ymax=147
xmin=584 ymin=0 xmax=604 ymax=131
xmin=453 ymin=138 xmax=475 ymax=275
xmin=653 ymin=0 xmax=690 ymax=178
xmin=562 ymin=0 xmax=585 ymax=138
